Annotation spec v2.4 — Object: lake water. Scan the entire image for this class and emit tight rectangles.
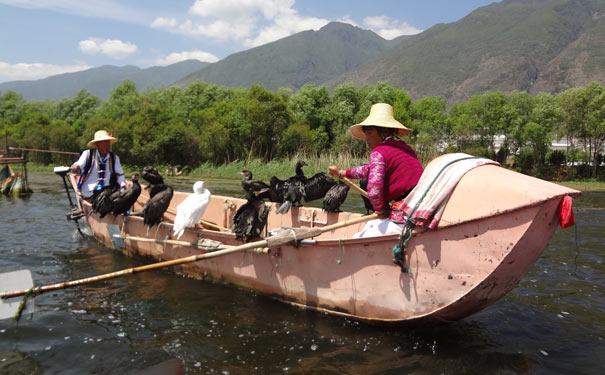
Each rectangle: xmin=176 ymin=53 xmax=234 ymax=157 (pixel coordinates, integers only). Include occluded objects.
xmin=0 ymin=172 xmax=603 ymax=374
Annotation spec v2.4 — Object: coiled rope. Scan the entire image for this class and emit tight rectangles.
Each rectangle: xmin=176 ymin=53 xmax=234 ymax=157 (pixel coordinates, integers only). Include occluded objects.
xmin=393 ymin=156 xmax=482 ymax=273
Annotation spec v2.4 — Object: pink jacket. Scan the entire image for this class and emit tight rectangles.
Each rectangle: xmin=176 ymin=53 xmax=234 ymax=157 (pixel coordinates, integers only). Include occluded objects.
xmin=344 ymin=138 xmax=423 ymax=212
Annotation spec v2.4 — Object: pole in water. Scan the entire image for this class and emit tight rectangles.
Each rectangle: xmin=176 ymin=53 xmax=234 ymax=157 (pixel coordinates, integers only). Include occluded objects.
xmin=54 ymin=166 xmax=84 ymax=235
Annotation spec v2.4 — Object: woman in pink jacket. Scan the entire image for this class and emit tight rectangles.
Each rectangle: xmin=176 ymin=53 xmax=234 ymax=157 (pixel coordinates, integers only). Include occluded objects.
xmin=329 ymin=103 xmax=423 ymax=221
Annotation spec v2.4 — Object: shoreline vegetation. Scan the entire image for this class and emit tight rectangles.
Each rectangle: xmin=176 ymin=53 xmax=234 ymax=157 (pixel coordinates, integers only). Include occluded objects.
xmin=21 ymin=154 xmax=605 ymax=193
xmin=3 ymin=81 xmax=605 ymax=185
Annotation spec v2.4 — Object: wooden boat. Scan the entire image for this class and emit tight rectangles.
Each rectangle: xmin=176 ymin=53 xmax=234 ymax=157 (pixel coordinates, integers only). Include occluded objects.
xmin=67 ymin=163 xmax=579 ymax=325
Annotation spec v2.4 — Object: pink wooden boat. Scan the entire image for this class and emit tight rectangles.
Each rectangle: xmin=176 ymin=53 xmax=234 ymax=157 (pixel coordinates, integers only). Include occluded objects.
xmin=68 ymin=164 xmax=579 ymax=325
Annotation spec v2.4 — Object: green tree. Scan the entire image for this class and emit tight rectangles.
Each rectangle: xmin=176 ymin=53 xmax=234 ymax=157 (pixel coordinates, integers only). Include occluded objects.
xmin=0 ymin=90 xmax=25 ymax=127
xmin=464 ymin=91 xmax=508 ymax=156
xmin=556 ymin=87 xmax=590 ymax=170
xmin=247 ymin=85 xmax=290 ymax=161
xmin=54 ymin=89 xmax=100 ymax=126
xmin=13 ymin=112 xmax=51 ymax=163
xmin=410 ymin=96 xmax=448 ymax=163
xmin=96 ymin=80 xmax=142 ymax=120
xmin=48 ymin=121 xmax=79 ymax=164
xmin=585 ymin=83 xmax=605 ymax=177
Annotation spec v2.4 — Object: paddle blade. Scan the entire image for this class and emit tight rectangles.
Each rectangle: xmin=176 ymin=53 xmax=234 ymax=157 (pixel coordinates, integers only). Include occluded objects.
xmin=0 ymin=270 xmax=35 ymax=320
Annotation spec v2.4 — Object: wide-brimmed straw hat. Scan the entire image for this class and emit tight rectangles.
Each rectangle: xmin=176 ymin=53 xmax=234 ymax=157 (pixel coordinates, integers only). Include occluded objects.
xmin=349 ymin=103 xmax=412 ymax=140
xmin=87 ymin=130 xmax=118 ymax=148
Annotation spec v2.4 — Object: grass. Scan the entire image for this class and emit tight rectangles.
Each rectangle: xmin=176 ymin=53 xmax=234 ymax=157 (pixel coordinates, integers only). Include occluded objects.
xmin=17 ymin=152 xmax=367 ymax=181
xmin=15 ymin=156 xmax=605 ymax=192
xmin=189 ymin=152 xmax=367 ymax=180
xmin=557 ymin=179 xmax=605 ymax=192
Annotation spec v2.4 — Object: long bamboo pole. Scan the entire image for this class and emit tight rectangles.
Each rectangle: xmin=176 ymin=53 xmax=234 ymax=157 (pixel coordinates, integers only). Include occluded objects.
xmin=8 ymin=147 xmax=79 ymax=155
xmin=339 ymin=176 xmax=368 ymax=198
xmin=1 ymin=213 xmax=377 ymax=299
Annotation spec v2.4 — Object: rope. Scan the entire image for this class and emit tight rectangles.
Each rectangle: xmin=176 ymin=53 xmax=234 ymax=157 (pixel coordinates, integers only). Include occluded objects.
xmin=572 ymin=222 xmax=581 ymax=279
xmin=13 ymin=286 xmax=35 ymax=322
xmin=288 ymin=229 xmax=298 ymax=246
xmin=392 ymin=156 xmax=482 ymax=273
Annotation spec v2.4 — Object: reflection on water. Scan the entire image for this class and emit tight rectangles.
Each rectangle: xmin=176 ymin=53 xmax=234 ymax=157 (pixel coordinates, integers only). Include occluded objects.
xmin=0 ymin=173 xmax=603 ymax=374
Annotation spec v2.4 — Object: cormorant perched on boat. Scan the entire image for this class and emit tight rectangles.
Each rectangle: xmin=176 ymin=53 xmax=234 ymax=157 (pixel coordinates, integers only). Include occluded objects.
xmin=232 ymin=189 xmax=270 ymax=243
xmin=173 ymin=181 xmax=211 ymax=240
xmin=268 ymin=175 xmax=287 ymax=203
xmin=360 ymin=178 xmax=374 ymax=215
xmin=275 ymin=161 xmax=337 ymax=214
xmin=110 ymin=174 xmax=142 ymax=216
xmin=300 ymin=172 xmax=337 ymax=202
xmin=322 ymin=183 xmax=350 ymax=212
xmin=274 ymin=160 xmax=308 ymax=214
xmin=240 ymin=170 xmax=271 ymax=200
xmin=143 ymin=183 xmax=174 ymax=234
xmin=141 ymin=165 xmax=164 ymax=186
xmin=92 ymin=173 xmax=121 ymax=218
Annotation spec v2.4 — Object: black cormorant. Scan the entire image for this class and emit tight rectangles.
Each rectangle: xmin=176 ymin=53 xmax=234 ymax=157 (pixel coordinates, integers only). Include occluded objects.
xmin=275 ymin=161 xmax=337 ymax=214
xmin=111 ymin=174 xmax=142 ymax=216
xmin=92 ymin=173 xmax=120 ymax=218
xmin=240 ymin=170 xmax=272 ymax=200
xmin=143 ymin=183 xmax=174 ymax=234
xmin=322 ymin=183 xmax=350 ymax=212
xmin=141 ymin=165 xmax=164 ymax=186
xmin=359 ymin=178 xmax=374 ymax=215
xmin=232 ymin=190 xmax=270 ymax=242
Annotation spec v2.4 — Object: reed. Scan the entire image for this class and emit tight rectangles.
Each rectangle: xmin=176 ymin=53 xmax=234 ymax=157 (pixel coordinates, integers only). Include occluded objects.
xmin=188 ymin=151 xmax=368 ymax=180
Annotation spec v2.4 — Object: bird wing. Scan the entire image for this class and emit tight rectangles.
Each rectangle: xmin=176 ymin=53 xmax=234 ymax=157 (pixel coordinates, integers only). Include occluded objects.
xmin=173 ymin=190 xmax=211 ymax=239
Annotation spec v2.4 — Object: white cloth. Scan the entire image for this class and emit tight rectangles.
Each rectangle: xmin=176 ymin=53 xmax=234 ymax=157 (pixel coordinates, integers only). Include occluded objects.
xmin=397 ymin=153 xmax=499 ymax=229
xmin=352 ymin=219 xmax=403 ymax=238
xmin=73 ymin=149 xmax=126 ymax=198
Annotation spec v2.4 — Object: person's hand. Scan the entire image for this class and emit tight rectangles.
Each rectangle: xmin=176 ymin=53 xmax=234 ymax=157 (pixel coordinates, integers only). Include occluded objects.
xmin=328 ymin=165 xmax=340 ymax=178
xmin=70 ymin=164 xmax=80 ymax=174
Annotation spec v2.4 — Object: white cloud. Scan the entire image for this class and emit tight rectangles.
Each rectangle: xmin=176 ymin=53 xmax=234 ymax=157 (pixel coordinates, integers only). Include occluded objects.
xmin=0 ymin=0 xmax=148 ymax=23
xmin=0 ymin=61 xmax=90 ymax=83
xmin=337 ymin=15 xmax=359 ymax=28
xmin=363 ymin=16 xmax=422 ymax=39
xmin=156 ymin=50 xmax=219 ymax=65
xmin=245 ymin=11 xmax=328 ymax=47
xmin=150 ymin=17 xmax=178 ymax=29
xmin=151 ymin=0 xmax=327 ymax=46
xmin=79 ymin=38 xmax=137 ymax=59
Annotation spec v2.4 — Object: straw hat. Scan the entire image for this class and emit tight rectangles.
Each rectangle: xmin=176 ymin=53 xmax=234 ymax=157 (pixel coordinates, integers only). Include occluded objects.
xmin=349 ymin=103 xmax=412 ymax=140
xmin=87 ymin=130 xmax=118 ymax=148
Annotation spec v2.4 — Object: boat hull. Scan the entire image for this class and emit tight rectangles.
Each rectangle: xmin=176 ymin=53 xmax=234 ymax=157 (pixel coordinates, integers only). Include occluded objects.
xmin=71 ymin=165 xmax=578 ymax=325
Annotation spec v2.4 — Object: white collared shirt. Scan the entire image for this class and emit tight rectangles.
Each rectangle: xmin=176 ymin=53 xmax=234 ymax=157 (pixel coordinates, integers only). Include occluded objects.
xmin=73 ymin=149 xmax=126 ymax=198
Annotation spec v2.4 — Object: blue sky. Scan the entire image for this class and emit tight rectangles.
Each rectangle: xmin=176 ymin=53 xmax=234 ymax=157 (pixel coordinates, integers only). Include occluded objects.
xmin=0 ymin=0 xmax=499 ymax=83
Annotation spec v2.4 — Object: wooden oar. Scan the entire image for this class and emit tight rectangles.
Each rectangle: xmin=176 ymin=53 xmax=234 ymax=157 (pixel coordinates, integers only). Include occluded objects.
xmin=339 ymin=176 xmax=368 ymax=198
xmin=115 ymin=234 xmax=234 ymax=250
xmin=113 ymin=234 xmax=269 ymax=254
xmin=0 ymin=213 xmax=378 ymax=305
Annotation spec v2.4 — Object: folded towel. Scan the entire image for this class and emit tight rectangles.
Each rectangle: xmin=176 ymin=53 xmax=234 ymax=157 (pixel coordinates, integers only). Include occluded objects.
xmin=393 ymin=153 xmax=500 ymax=229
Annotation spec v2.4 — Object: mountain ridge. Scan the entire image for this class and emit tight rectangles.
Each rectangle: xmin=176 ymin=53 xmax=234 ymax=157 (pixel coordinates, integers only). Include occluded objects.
xmin=0 ymin=60 xmax=208 ymax=101
xmin=2 ymin=0 xmax=605 ymax=103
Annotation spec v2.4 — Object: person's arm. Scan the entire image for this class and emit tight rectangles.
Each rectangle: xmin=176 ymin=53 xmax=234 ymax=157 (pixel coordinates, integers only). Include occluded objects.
xmin=342 ymin=164 xmax=369 ymax=180
xmin=71 ymin=150 xmax=88 ymax=174
xmin=366 ymin=151 xmax=386 ymax=215
xmin=113 ymin=154 xmax=127 ymax=189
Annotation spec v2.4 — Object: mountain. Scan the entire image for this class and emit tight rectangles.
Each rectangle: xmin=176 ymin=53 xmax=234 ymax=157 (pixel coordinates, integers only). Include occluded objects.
xmin=0 ymin=60 xmax=208 ymax=101
xmin=176 ymin=22 xmax=401 ymax=91
xmin=325 ymin=0 xmax=605 ymax=103
xmin=4 ymin=0 xmax=605 ymax=104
